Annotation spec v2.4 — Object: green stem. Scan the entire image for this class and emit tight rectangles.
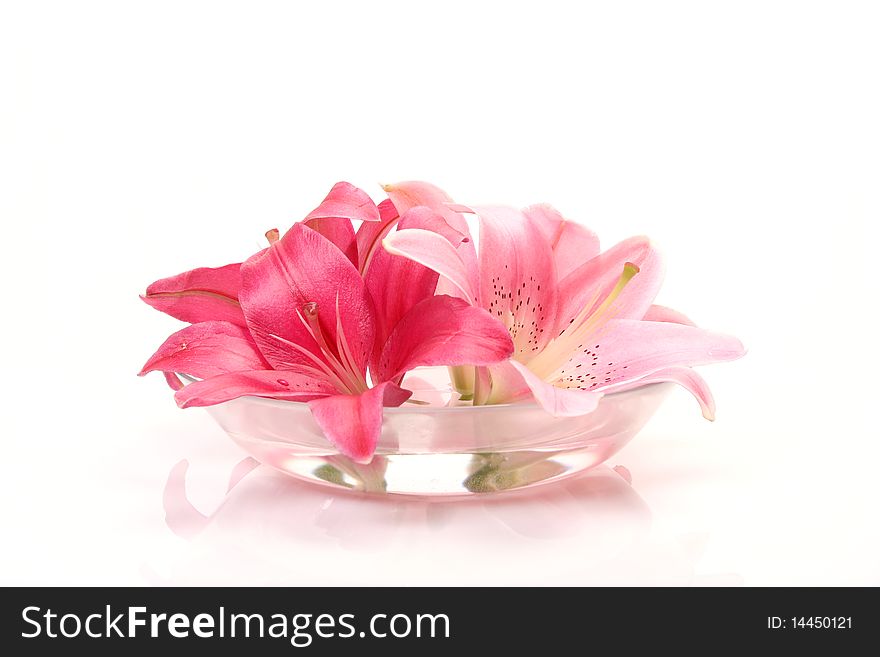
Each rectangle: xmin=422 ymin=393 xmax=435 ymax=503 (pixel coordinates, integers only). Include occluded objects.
xmin=448 ymin=365 xmax=474 ymax=401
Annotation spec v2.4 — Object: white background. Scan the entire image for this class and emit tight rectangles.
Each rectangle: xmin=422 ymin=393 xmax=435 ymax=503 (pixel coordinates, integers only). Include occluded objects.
xmin=1 ymin=1 xmax=877 ymax=585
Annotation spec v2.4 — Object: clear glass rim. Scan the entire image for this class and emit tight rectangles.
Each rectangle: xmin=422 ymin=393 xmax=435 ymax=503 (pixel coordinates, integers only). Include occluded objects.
xmin=176 ymin=373 xmax=664 ymax=415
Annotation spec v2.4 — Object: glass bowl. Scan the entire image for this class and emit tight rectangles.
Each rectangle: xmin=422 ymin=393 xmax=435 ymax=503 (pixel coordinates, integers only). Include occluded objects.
xmin=192 ymin=374 xmax=672 ymax=498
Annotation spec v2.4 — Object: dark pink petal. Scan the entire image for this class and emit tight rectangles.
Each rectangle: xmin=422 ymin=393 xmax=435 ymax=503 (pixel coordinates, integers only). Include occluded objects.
xmin=643 ymin=304 xmax=696 ymax=326
xmin=174 ymin=368 xmax=336 ymax=408
xmin=375 ymin=295 xmax=514 ymax=383
xmin=468 ymin=205 xmax=559 ymax=360
xmin=303 ymin=217 xmax=357 ymax=265
xmin=239 ymin=223 xmax=376 ymax=376
xmin=366 ymin=207 xmax=463 ymax=363
xmin=304 ymin=181 xmax=381 ymax=223
xmin=382 ymin=181 xmax=479 ymax=300
xmin=163 ymin=372 xmax=184 ymax=390
xmin=141 ymin=263 xmax=246 ymax=326
xmin=303 ymin=182 xmax=381 ymax=266
xmin=601 ymin=366 xmax=716 ymax=420
xmin=356 ymin=198 xmax=400 ymax=274
xmin=381 ymin=227 xmax=476 ymax=302
xmin=499 ymin=361 xmax=603 ymax=416
xmin=307 ymin=382 xmax=412 ymax=463
xmin=555 ymin=236 xmax=664 ymax=336
xmin=139 ymin=321 xmax=270 ymax=379
xmin=524 ymin=204 xmax=600 ymax=279
xmin=559 ymin=319 xmax=745 ymax=392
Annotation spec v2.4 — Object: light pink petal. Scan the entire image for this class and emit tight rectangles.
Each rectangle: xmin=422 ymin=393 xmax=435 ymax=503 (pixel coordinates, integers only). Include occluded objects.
xmin=382 ymin=181 xmax=479 ymax=300
xmin=497 ymin=361 xmax=603 ymax=417
xmin=557 ymin=319 xmax=745 ymax=392
xmin=472 ymin=366 xmax=492 ymax=406
xmin=375 ymin=295 xmax=514 ymax=383
xmin=239 ymin=223 xmax=376 ymax=374
xmin=307 ymin=382 xmax=412 ymax=463
xmin=366 ymin=207 xmax=465 ymax=360
xmin=555 ymin=236 xmax=664 ymax=336
xmin=467 ymin=205 xmax=559 ymax=360
xmin=141 ymin=263 xmax=246 ymax=326
xmin=174 ymin=368 xmax=336 ymax=408
xmin=405 ymin=207 xmax=470 ymax=245
xmin=601 ymin=366 xmax=716 ymax=420
xmin=304 ymin=181 xmax=381 ymax=223
xmin=643 ymin=304 xmax=696 ymax=326
xmin=483 ymin=360 xmax=531 ymax=403
xmin=140 ymin=320 xmax=270 ymax=379
xmin=356 ymin=198 xmax=400 ymax=274
xmin=524 ymin=204 xmax=600 ymax=279
xmin=382 ymin=228 xmax=475 ymax=302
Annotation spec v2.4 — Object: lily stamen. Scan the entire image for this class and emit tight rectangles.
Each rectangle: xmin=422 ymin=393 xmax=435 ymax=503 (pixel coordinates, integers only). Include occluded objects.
xmin=300 ymin=302 xmax=367 ymax=394
xmin=529 ymin=262 xmax=639 ymax=380
xmin=334 ymin=294 xmax=369 ymax=390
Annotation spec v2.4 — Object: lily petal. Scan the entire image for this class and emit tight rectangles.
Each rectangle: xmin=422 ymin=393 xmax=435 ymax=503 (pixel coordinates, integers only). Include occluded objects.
xmin=303 ymin=182 xmax=381 ymax=265
xmin=141 ymin=263 xmax=246 ymax=326
xmin=382 ymin=181 xmax=479 ymax=300
xmin=356 ymin=198 xmax=400 ymax=275
xmin=556 ymin=319 xmax=745 ymax=392
xmin=643 ymin=304 xmax=696 ymax=326
xmin=303 ymin=216 xmax=357 ymax=266
xmin=174 ymin=368 xmax=337 ymax=408
xmin=524 ymin=204 xmax=600 ymax=279
xmin=240 ymin=223 xmax=376 ymax=375
xmin=468 ymin=205 xmax=559 ymax=360
xmin=304 ymin=181 xmax=381 ymax=223
xmin=139 ymin=320 xmax=270 ymax=379
xmin=375 ymin=295 xmax=514 ymax=383
xmin=382 ymin=228 xmax=475 ymax=303
xmin=366 ymin=207 xmax=463 ymax=359
xmin=555 ymin=236 xmax=664 ymax=335
xmin=164 ymin=372 xmax=184 ymax=391
xmin=495 ymin=361 xmax=603 ymax=417
xmin=601 ymin=366 xmax=716 ymax=420
xmin=307 ymin=382 xmax=412 ymax=463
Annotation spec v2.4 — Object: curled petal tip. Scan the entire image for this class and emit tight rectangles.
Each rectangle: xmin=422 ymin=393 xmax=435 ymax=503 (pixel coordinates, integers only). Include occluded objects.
xmin=709 ymin=337 xmax=747 ymax=360
xmin=174 ymin=391 xmax=196 ymax=409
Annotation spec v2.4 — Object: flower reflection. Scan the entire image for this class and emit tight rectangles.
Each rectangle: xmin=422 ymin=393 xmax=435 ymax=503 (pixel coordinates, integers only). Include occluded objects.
xmin=152 ymin=459 xmax=742 ymax=585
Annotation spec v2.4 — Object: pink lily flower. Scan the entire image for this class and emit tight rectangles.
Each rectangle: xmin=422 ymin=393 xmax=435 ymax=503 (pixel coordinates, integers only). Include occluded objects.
xmin=382 ymin=181 xmax=745 ymax=418
xmin=139 ymin=181 xmax=393 ymax=328
xmin=140 ymin=182 xmax=514 ymax=462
